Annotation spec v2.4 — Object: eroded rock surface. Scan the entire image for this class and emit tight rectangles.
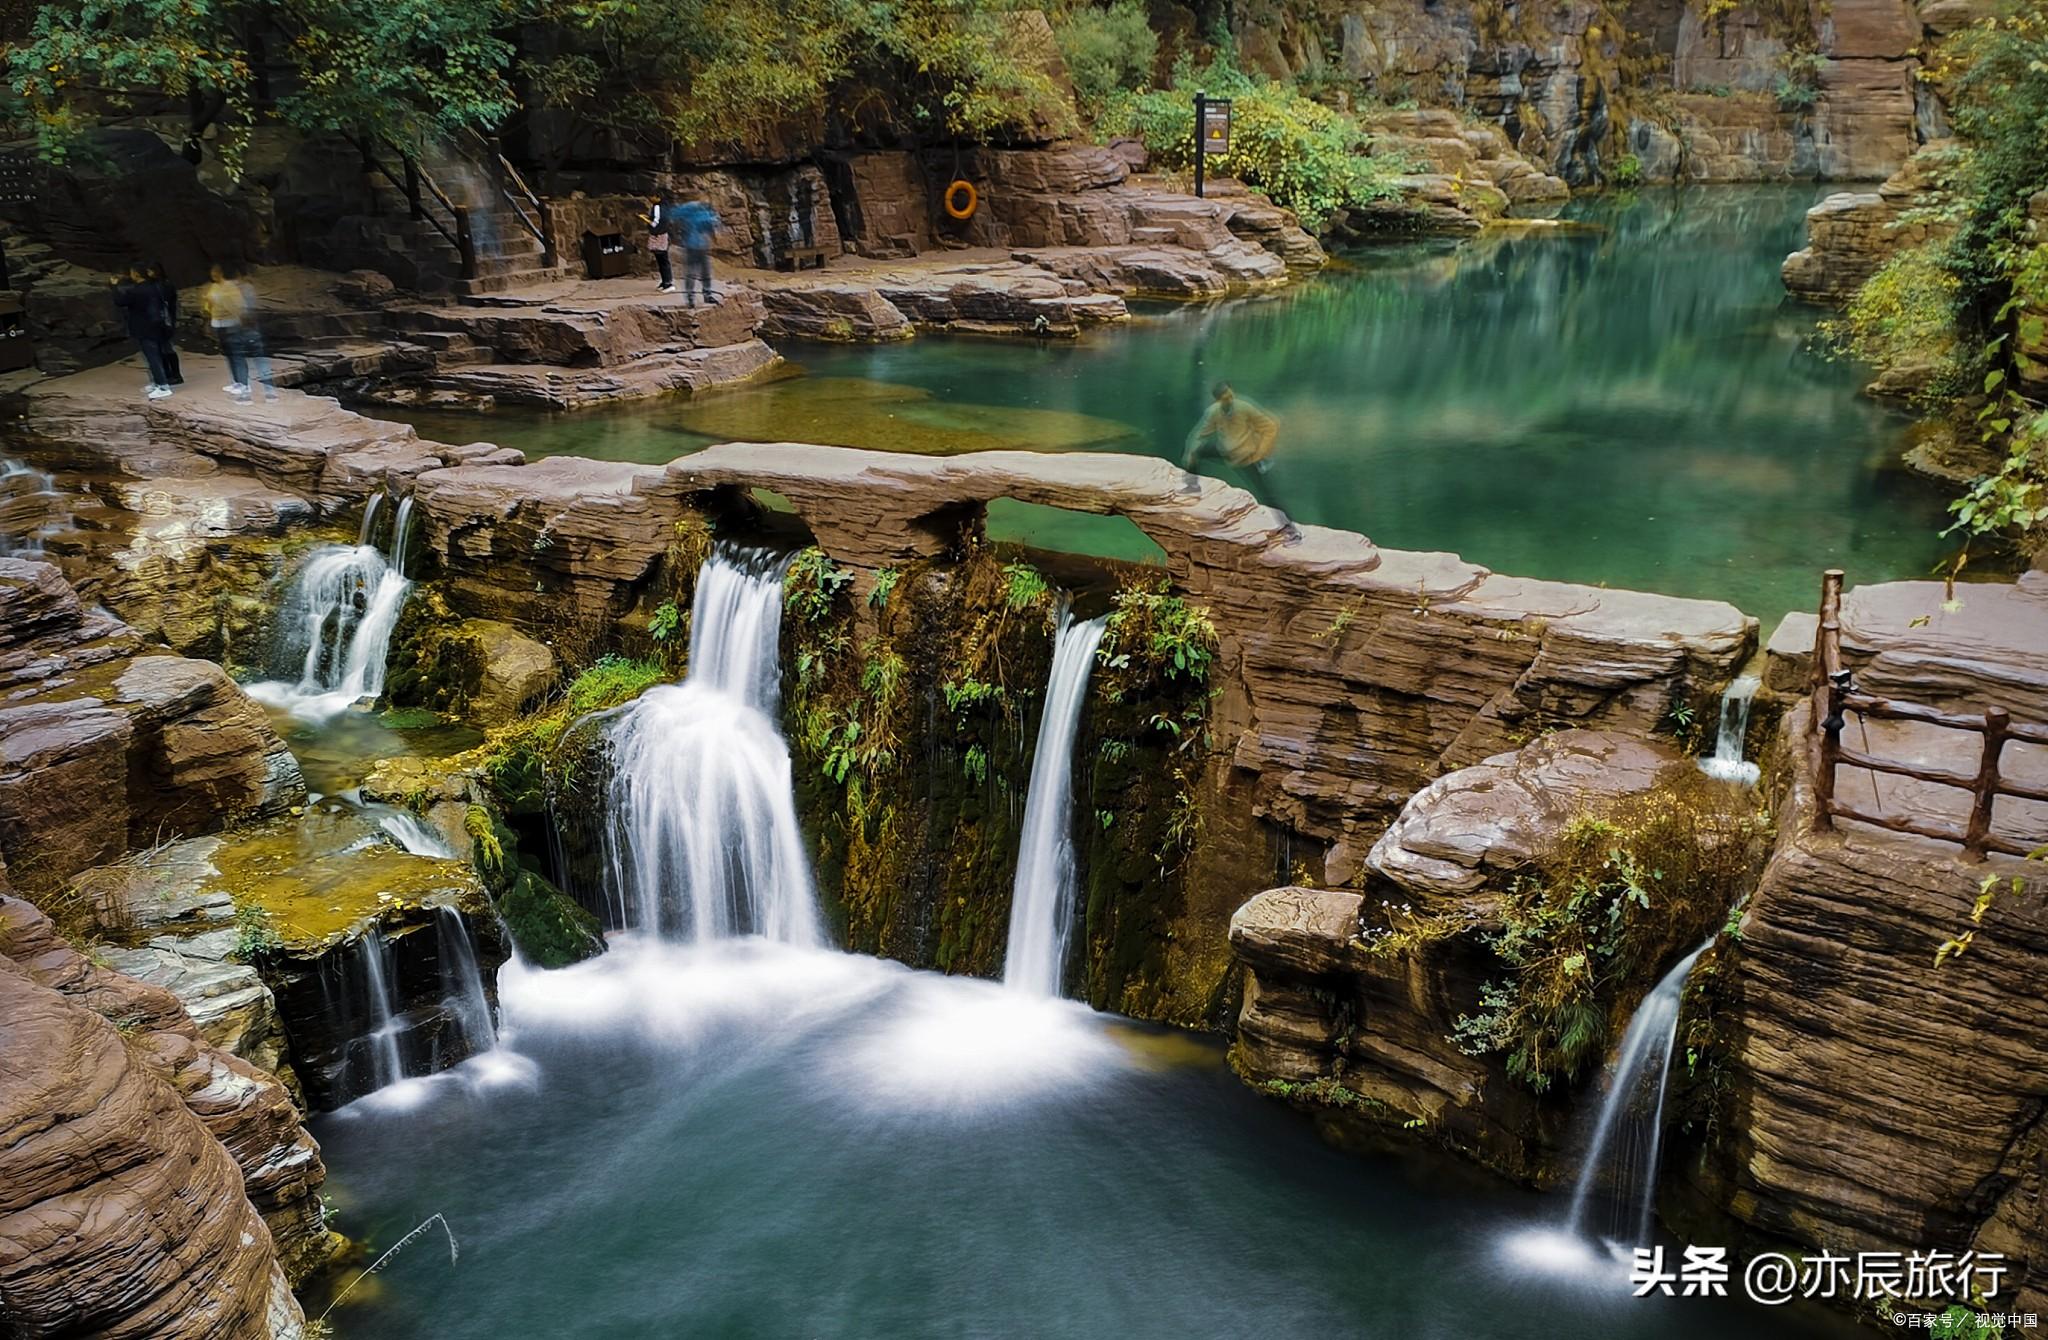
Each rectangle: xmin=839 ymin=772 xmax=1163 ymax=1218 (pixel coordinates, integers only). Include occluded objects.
xmin=0 ymin=894 xmax=337 ymax=1314
xmin=1231 ymin=730 xmax=1689 ymax=1174
xmin=0 ymin=557 xmax=304 ymax=894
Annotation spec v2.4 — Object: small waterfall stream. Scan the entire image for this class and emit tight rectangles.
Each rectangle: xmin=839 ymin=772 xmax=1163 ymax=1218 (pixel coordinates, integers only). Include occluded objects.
xmin=250 ymin=491 xmax=418 ymax=720
xmin=1697 ymin=675 xmax=1761 ymax=785
xmin=1003 ymin=610 xmax=1108 ymax=998
xmin=1565 ymin=939 xmax=1713 ymax=1247
xmin=356 ymin=929 xmax=406 ymax=1097
xmin=436 ymin=906 xmax=497 ymax=1056
xmin=603 ymin=544 xmax=821 ymax=944
xmin=376 ymin=807 xmax=456 ymax=859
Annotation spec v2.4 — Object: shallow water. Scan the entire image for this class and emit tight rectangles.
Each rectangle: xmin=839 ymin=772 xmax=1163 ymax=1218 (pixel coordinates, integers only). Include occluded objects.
xmin=317 ymin=938 xmax=1854 ymax=1340
xmin=383 ymin=184 xmax=1953 ymax=625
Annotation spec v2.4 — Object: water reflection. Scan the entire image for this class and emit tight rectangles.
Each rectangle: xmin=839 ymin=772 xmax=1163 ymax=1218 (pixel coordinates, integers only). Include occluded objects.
xmin=384 ymin=185 xmax=1953 ymax=622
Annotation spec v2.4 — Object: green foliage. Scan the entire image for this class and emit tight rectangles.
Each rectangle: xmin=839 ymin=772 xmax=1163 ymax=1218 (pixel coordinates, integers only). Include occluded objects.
xmin=1772 ymin=51 xmax=1826 ymax=110
xmin=1947 ymin=413 xmax=2047 ymax=541
xmin=1001 ymin=561 xmax=1050 ymax=611
xmin=647 ymin=600 xmax=682 ymax=644
xmin=528 ymin=0 xmax=1071 ymax=154
xmin=785 ymin=547 xmax=856 ymax=626
xmin=6 ymin=0 xmax=525 ymax=173
xmin=1256 ymin=1076 xmax=1366 ymax=1110
xmin=961 ymin=742 xmax=990 ymax=786
xmin=467 ymin=805 xmax=603 ymax=969
xmin=1608 ymin=152 xmax=1644 ymax=187
xmin=1099 ymin=579 xmax=1218 ymax=686
xmin=1052 ymin=0 xmax=1157 ymax=116
xmin=480 ymin=655 xmax=664 ymax=811
xmin=1822 ymin=242 xmax=1968 ymax=395
xmin=231 ymin=901 xmax=282 ymax=962
xmin=1448 ymin=775 xmax=1772 ymax=1093
xmin=868 ymin=567 xmax=900 ymax=609
xmin=1099 ymin=51 xmax=1407 ymax=231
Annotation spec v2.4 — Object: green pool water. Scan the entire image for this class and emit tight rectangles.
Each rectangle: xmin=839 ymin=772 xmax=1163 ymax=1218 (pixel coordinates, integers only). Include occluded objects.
xmin=385 ymin=184 xmax=1956 ymax=626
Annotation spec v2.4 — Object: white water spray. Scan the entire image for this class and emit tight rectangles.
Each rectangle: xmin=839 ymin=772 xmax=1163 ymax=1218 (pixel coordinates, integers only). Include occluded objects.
xmin=378 ymin=807 xmax=455 ymax=859
xmin=1003 ymin=610 xmax=1108 ymax=998
xmin=1565 ymin=939 xmax=1713 ymax=1248
xmin=1697 ymin=675 xmax=1761 ymax=785
xmin=603 ymin=544 xmax=821 ymax=945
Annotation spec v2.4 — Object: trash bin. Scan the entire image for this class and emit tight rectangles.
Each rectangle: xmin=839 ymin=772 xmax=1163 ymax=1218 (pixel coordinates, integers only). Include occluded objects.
xmin=581 ymin=230 xmax=632 ymax=281
xmin=0 ymin=293 xmax=32 ymax=372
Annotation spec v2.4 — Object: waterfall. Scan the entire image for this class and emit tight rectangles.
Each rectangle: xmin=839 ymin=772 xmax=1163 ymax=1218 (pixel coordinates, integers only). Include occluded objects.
xmin=1697 ymin=675 xmax=1761 ymax=785
xmin=1002 ymin=610 xmax=1108 ymax=998
xmin=1565 ymin=939 xmax=1713 ymax=1247
xmin=358 ymin=490 xmax=385 ymax=546
xmin=377 ymin=807 xmax=455 ymax=859
xmin=354 ymin=929 xmax=406 ymax=1098
xmin=435 ymin=907 xmax=497 ymax=1055
xmin=602 ymin=544 xmax=821 ymax=945
xmin=248 ymin=491 xmax=415 ymax=720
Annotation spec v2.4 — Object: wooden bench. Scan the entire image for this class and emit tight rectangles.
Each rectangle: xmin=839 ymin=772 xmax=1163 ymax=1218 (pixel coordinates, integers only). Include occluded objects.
xmin=774 ymin=246 xmax=829 ymax=272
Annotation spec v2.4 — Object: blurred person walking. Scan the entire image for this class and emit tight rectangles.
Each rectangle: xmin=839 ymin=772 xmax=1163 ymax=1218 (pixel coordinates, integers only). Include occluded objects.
xmin=676 ymin=197 xmax=720 ymax=307
xmin=1182 ymin=381 xmax=1300 ymax=539
xmin=203 ymin=264 xmax=276 ymax=403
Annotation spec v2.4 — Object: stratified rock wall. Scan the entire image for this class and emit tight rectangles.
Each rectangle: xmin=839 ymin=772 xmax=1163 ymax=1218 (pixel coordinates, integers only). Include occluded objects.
xmin=0 ymin=558 xmax=304 ymax=895
xmin=1692 ymin=722 xmax=2048 ymax=1313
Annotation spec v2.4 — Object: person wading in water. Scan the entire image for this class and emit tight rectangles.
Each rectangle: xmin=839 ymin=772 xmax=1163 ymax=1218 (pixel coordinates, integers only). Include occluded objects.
xmin=1182 ymin=382 xmax=1300 ymax=538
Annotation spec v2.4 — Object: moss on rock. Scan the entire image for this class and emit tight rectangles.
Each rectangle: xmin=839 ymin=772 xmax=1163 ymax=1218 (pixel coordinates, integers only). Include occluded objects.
xmin=466 ymin=804 xmax=603 ymax=968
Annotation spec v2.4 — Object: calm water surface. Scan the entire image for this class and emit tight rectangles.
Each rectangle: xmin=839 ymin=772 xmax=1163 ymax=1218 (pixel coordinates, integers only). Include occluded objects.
xmin=387 ymin=184 xmax=1952 ymax=625
xmin=317 ymin=939 xmax=1854 ymax=1339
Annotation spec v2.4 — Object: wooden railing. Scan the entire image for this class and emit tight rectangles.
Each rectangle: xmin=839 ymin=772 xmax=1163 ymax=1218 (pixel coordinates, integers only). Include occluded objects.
xmin=347 ymin=132 xmax=477 ymax=280
xmin=1810 ymin=568 xmax=2048 ymax=860
xmin=463 ymin=129 xmax=557 ymax=268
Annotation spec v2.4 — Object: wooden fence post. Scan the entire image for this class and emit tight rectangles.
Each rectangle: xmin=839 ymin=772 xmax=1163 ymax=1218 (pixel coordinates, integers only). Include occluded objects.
xmin=1810 ymin=569 xmax=1846 ymax=832
xmin=1962 ymin=707 xmax=2011 ymax=861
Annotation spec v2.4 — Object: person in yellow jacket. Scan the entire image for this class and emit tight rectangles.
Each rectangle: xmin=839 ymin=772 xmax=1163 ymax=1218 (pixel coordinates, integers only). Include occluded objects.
xmin=1182 ymin=382 xmax=1299 ymax=537
xmin=202 ymin=264 xmax=274 ymax=403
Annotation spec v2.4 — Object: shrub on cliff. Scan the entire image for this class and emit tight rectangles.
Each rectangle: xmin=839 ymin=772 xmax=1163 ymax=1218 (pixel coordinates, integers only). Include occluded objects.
xmin=1822 ymin=242 xmax=1968 ymax=398
xmin=1098 ymin=54 xmax=1406 ymax=231
xmin=1054 ymin=0 xmax=1158 ymax=117
xmin=1450 ymin=771 xmax=1772 ymax=1095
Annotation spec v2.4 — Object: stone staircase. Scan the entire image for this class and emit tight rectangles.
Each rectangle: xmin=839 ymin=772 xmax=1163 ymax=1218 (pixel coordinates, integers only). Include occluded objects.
xmin=296 ymin=136 xmax=571 ymax=297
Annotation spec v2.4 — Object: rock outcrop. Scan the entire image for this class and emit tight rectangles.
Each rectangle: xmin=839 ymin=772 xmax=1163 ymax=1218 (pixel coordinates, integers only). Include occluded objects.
xmin=0 ymin=557 xmax=304 ymax=894
xmin=1683 ymin=722 xmax=2048 ymax=1313
xmin=1231 ymin=730 xmax=1690 ymax=1175
xmin=1347 ymin=111 xmax=1571 ymax=234
xmin=1782 ymin=143 xmax=1955 ymax=305
xmin=0 ymin=893 xmax=336 ymax=1331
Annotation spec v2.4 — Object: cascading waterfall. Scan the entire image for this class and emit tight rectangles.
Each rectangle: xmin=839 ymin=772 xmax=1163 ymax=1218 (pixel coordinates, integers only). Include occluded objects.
xmin=354 ymin=929 xmax=406 ymax=1098
xmin=1565 ymin=939 xmax=1714 ymax=1247
xmin=1697 ymin=675 xmax=1761 ymax=785
xmin=249 ymin=491 xmax=415 ymax=719
xmin=602 ymin=544 xmax=821 ymax=945
xmin=435 ymin=906 xmax=497 ymax=1055
xmin=1002 ymin=609 xmax=1109 ymax=998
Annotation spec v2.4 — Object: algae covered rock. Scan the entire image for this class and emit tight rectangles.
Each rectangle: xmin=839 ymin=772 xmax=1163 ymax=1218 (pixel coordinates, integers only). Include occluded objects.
xmin=467 ymin=802 xmax=603 ymax=969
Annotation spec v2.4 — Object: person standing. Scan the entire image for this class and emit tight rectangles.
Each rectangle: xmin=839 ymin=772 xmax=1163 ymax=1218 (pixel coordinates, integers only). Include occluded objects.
xmin=676 ymin=197 xmax=720 ymax=307
xmin=146 ymin=262 xmax=183 ymax=386
xmin=203 ymin=264 xmax=276 ymax=403
xmin=647 ymin=190 xmax=676 ymax=293
xmin=111 ymin=266 xmax=174 ymax=399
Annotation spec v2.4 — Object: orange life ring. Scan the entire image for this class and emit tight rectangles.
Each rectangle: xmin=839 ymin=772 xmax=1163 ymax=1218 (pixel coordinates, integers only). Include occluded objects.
xmin=943 ymin=179 xmax=979 ymax=220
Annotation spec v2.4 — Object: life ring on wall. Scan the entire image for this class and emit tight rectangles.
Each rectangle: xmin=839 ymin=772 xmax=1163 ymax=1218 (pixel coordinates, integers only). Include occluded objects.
xmin=943 ymin=179 xmax=979 ymax=220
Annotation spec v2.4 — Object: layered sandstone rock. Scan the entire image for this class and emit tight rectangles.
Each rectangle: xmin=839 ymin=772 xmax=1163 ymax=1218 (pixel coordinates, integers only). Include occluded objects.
xmin=1346 ymin=110 xmax=1569 ymax=234
xmin=1782 ymin=143 xmax=1955 ymax=305
xmin=0 ymin=558 xmax=304 ymax=894
xmin=0 ymin=894 xmax=337 ymax=1314
xmin=1687 ymin=726 xmax=2048 ymax=1312
xmin=1230 ymin=730 xmax=1688 ymax=1175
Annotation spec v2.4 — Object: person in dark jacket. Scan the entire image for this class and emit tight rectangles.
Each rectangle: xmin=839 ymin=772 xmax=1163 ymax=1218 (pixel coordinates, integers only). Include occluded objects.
xmin=647 ymin=190 xmax=677 ymax=292
xmin=111 ymin=266 xmax=174 ymax=399
xmin=146 ymin=262 xmax=182 ymax=386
